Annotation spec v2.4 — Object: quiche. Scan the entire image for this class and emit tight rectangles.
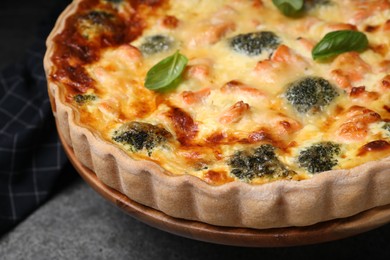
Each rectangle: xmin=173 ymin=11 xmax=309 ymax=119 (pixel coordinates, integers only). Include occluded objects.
xmin=44 ymin=0 xmax=390 ymax=229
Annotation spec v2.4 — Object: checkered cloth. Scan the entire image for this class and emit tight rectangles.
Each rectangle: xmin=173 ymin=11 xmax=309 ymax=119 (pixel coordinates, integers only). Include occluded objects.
xmin=0 ymin=8 xmax=75 ymax=235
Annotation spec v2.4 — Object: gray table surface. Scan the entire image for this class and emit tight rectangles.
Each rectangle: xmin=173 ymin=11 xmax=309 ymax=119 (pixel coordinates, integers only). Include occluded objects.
xmin=1 ymin=0 xmax=390 ymax=259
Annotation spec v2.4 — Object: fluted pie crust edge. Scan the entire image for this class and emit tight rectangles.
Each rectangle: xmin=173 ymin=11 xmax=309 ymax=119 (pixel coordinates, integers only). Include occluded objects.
xmin=44 ymin=0 xmax=390 ymax=229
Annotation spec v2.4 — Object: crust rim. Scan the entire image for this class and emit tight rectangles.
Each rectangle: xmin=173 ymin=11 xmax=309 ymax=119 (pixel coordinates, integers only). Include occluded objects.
xmin=43 ymin=0 xmax=390 ymax=229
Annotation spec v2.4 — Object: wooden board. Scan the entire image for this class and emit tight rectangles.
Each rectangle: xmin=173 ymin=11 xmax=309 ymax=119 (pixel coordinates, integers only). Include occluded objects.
xmin=59 ymin=131 xmax=390 ymax=247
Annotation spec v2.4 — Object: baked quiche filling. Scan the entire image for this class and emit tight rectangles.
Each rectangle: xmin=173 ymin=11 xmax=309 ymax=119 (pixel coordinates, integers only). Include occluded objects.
xmin=49 ymin=0 xmax=390 ymax=185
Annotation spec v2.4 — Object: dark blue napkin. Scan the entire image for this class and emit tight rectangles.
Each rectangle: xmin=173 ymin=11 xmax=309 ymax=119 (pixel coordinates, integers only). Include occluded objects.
xmin=0 ymin=1 xmax=76 ymax=236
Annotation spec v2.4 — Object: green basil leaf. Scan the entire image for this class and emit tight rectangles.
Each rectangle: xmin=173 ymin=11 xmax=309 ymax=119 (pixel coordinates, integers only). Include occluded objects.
xmin=272 ymin=0 xmax=304 ymax=17
xmin=145 ymin=51 xmax=188 ymax=90
xmin=312 ymin=30 xmax=369 ymax=60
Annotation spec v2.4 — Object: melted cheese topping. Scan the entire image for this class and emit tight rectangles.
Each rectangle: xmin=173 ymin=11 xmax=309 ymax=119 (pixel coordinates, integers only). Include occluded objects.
xmin=58 ymin=0 xmax=390 ymax=185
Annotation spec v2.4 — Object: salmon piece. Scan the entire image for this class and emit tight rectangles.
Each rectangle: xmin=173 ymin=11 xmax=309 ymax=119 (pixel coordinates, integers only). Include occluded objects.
xmin=337 ymin=122 xmax=370 ymax=141
xmin=351 ymin=0 xmax=390 ymax=23
xmin=185 ymin=62 xmax=212 ymax=82
xmin=297 ymin=37 xmax=315 ymax=52
xmin=253 ymin=45 xmax=308 ymax=83
xmin=116 ymin=44 xmax=142 ymax=63
xmin=271 ymin=44 xmax=291 ymax=63
xmin=370 ymin=44 xmax=388 ymax=56
xmin=349 ymin=86 xmax=380 ymax=101
xmin=212 ymin=5 xmax=237 ymax=19
xmin=379 ymin=60 xmax=390 ymax=73
xmin=331 ymin=52 xmax=371 ymax=89
xmin=248 ymin=112 xmax=302 ymax=140
xmin=300 ymin=17 xmax=322 ymax=32
xmin=204 ymin=170 xmax=234 ymax=185
xmin=380 ymin=75 xmax=390 ymax=90
xmin=332 ymin=52 xmax=371 ymax=76
xmin=364 ymin=25 xmax=381 ymax=33
xmin=336 ymin=106 xmax=381 ymax=142
xmin=220 ymin=80 xmax=267 ymax=97
xmin=184 ymin=58 xmax=213 ymax=81
xmin=384 ymin=20 xmax=390 ymax=31
xmin=91 ymin=45 xmax=141 ymax=89
xmin=331 ymin=69 xmax=353 ymax=90
xmin=327 ymin=23 xmax=357 ymax=32
xmin=93 ymin=67 xmax=110 ymax=82
xmin=253 ymin=60 xmax=284 ymax=83
xmin=162 ymin=15 xmax=179 ymax=29
xmin=271 ymin=44 xmax=308 ymax=65
xmin=98 ymin=99 xmax=120 ymax=118
xmin=219 ymin=101 xmax=250 ymax=125
xmin=344 ymin=106 xmax=381 ymax=124
xmin=273 ymin=116 xmax=302 ymax=137
xmin=186 ymin=65 xmax=210 ymax=80
xmin=190 ymin=22 xmax=236 ymax=47
xmin=181 ymin=88 xmax=211 ymax=105
xmin=189 ymin=6 xmax=237 ymax=47
xmin=254 ymin=59 xmax=275 ymax=72
xmin=252 ymin=0 xmax=264 ymax=8
xmin=166 ymin=107 xmax=198 ymax=145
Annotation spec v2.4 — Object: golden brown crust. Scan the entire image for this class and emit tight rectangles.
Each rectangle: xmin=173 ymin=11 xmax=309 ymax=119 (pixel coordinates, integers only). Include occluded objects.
xmin=45 ymin=0 xmax=390 ymax=229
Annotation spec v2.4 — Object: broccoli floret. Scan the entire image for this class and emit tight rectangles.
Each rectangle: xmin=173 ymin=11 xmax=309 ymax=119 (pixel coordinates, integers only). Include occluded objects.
xmin=298 ymin=142 xmax=341 ymax=174
xmin=77 ymin=11 xmax=114 ymax=39
xmin=83 ymin=11 xmax=113 ymax=25
xmin=229 ymin=31 xmax=280 ymax=56
xmin=112 ymin=121 xmax=172 ymax=154
xmin=139 ymin=35 xmax=175 ymax=55
xmin=228 ymin=144 xmax=295 ymax=181
xmin=74 ymin=94 xmax=96 ymax=105
xmin=285 ymin=76 xmax=339 ymax=114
